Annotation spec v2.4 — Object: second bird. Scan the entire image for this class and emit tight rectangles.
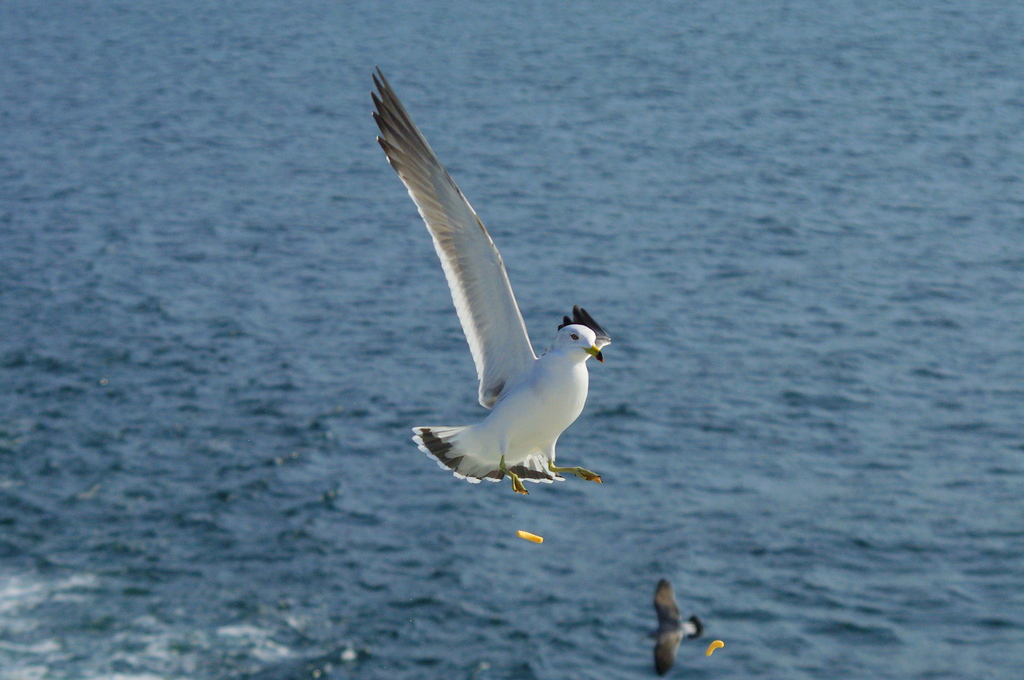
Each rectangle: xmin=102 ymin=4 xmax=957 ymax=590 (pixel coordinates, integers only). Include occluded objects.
xmin=652 ymin=579 xmax=704 ymax=675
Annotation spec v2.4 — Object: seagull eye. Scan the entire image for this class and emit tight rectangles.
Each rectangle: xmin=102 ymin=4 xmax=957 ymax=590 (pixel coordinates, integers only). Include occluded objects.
xmin=570 ymin=333 xmax=579 ymax=340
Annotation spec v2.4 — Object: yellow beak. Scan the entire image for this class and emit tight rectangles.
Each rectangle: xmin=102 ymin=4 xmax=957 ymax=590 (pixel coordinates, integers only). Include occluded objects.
xmin=585 ymin=345 xmax=604 ymax=363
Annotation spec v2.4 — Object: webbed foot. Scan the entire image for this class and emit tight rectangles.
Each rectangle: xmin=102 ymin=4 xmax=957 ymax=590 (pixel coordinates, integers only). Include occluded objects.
xmin=500 ymin=455 xmax=529 ymax=495
xmin=548 ymin=461 xmax=603 ymax=484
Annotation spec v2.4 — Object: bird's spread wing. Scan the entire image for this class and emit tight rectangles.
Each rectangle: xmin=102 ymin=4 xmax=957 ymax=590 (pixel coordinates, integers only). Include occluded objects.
xmin=372 ymin=69 xmax=536 ymax=409
xmin=654 ymin=579 xmax=682 ymax=628
xmin=654 ymin=629 xmax=683 ymax=676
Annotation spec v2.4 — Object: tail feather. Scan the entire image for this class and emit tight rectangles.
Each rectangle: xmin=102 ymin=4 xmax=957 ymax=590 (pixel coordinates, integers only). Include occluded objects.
xmin=413 ymin=426 xmax=492 ymax=483
xmin=512 ymin=451 xmax=563 ymax=483
xmin=412 ymin=427 xmax=561 ymax=484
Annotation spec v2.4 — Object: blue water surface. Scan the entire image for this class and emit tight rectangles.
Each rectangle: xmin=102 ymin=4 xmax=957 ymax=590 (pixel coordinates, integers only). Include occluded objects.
xmin=2 ymin=1 xmax=1023 ymax=678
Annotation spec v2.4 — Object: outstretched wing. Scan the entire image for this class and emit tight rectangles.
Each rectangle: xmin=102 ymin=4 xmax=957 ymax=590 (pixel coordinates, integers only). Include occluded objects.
xmin=654 ymin=628 xmax=683 ymax=676
xmin=372 ymin=69 xmax=536 ymax=408
xmin=654 ymin=579 xmax=682 ymax=629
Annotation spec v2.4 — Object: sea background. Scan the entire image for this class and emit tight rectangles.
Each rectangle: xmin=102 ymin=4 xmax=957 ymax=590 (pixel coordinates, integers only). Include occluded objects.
xmin=2 ymin=1 xmax=1023 ymax=679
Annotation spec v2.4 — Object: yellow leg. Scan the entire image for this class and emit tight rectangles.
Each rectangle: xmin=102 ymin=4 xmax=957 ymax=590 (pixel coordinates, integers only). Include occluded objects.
xmin=548 ymin=461 xmax=602 ymax=483
xmin=500 ymin=455 xmax=529 ymax=495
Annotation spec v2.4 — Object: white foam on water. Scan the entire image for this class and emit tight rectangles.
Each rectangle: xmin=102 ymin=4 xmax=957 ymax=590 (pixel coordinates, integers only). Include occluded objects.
xmin=0 ymin=641 xmax=62 ymax=655
xmin=1 ymin=573 xmax=81 ymax=679
xmin=2 ymin=666 xmax=48 ymax=680
xmin=216 ymin=624 xmax=294 ymax=662
xmin=0 ymin=571 xmax=298 ymax=679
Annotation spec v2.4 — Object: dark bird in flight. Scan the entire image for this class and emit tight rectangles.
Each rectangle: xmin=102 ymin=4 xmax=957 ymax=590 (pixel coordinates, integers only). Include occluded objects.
xmin=651 ymin=579 xmax=703 ymax=675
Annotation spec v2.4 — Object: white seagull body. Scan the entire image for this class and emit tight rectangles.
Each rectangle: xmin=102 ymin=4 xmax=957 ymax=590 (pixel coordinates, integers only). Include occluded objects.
xmin=372 ymin=69 xmax=610 ymax=494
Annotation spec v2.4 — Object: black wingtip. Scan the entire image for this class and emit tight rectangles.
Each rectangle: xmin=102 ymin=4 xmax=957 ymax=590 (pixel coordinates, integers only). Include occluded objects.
xmin=372 ymin=67 xmax=394 ymax=106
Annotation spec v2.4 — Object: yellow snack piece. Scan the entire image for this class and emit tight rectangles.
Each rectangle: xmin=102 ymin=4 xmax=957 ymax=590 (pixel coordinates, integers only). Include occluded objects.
xmin=516 ymin=530 xmax=543 ymax=543
xmin=706 ymin=640 xmax=724 ymax=656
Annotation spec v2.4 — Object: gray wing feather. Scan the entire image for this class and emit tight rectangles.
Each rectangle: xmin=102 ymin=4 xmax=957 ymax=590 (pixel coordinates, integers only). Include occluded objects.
xmin=654 ymin=579 xmax=682 ymax=628
xmin=653 ymin=579 xmax=683 ymax=675
xmin=372 ymin=69 xmax=536 ymax=408
xmin=654 ymin=629 xmax=683 ymax=675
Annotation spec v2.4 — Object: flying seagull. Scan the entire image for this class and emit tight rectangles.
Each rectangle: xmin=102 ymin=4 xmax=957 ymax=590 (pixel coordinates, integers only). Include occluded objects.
xmin=372 ymin=69 xmax=610 ymax=494
xmin=652 ymin=579 xmax=703 ymax=675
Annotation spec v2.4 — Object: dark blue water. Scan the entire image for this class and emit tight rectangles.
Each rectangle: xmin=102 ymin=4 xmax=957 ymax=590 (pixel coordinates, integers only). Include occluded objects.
xmin=2 ymin=1 xmax=1023 ymax=678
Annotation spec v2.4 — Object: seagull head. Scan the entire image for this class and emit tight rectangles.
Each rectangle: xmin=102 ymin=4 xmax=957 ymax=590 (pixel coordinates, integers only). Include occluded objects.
xmin=554 ymin=324 xmax=605 ymax=363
